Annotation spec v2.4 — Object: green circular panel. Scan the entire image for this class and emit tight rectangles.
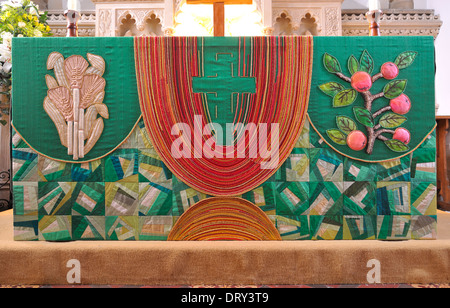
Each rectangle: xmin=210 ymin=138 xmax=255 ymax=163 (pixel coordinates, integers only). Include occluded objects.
xmin=308 ymin=37 xmax=436 ymax=162
xmin=12 ymin=37 xmax=141 ymax=163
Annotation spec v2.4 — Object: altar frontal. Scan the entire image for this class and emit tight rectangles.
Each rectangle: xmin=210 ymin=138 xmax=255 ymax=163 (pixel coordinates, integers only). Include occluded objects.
xmin=11 ymin=36 xmax=437 ymax=241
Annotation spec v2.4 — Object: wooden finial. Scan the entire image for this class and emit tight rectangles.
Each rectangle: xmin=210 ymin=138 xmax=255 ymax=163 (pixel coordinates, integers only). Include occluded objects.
xmin=64 ymin=10 xmax=81 ymax=37
xmin=366 ymin=10 xmax=383 ymax=36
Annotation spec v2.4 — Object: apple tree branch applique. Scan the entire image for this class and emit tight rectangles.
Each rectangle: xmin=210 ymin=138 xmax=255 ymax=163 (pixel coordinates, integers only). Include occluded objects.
xmin=319 ymin=50 xmax=417 ymax=155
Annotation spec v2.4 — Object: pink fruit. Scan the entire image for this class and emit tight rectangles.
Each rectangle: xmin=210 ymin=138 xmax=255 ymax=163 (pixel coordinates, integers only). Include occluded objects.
xmin=351 ymin=71 xmax=373 ymax=93
xmin=390 ymin=94 xmax=411 ymax=115
xmin=381 ymin=62 xmax=399 ymax=80
xmin=393 ymin=127 xmax=411 ymax=144
xmin=347 ymin=130 xmax=367 ymax=151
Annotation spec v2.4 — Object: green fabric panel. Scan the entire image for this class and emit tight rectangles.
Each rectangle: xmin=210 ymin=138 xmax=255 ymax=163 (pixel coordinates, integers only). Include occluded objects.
xmin=39 ymin=215 xmax=72 ymax=241
xmin=13 ymin=184 xmax=24 ymax=215
xmin=38 ymin=182 xmax=73 ymax=215
xmin=344 ymin=216 xmax=377 ymax=240
xmin=193 ymin=37 xmax=256 ymax=132
xmin=72 ymin=216 xmax=105 ymax=240
xmin=11 ymin=37 xmax=141 ymax=163
xmin=71 ymin=182 xmax=105 ymax=216
xmin=343 ymin=182 xmax=377 ymax=215
xmin=308 ymin=36 xmax=436 ymax=162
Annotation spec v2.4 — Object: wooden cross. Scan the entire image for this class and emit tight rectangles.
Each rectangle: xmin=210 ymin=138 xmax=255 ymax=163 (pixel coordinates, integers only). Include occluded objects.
xmin=186 ymin=0 xmax=252 ymax=36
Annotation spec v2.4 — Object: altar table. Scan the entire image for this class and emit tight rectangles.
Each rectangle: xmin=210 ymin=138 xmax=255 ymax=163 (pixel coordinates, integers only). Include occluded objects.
xmin=11 ymin=36 xmax=437 ymax=241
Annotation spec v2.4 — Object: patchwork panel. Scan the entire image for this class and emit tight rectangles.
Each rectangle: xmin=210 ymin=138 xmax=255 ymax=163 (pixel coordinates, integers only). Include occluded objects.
xmin=12 ymin=117 xmax=437 ymax=241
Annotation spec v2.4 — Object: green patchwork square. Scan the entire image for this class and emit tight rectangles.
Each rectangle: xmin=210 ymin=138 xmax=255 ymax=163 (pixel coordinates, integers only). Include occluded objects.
xmin=411 ymin=215 xmax=437 ymax=239
xmin=105 ymin=182 xmax=139 ymax=216
xmin=275 ymin=182 xmax=309 ymax=216
xmin=72 ymin=216 xmax=106 ymax=240
xmin=139 ymin=181 xmax=173 ymax=216
xmin=71 ymin=182 xmax=105 ymax=216
xmin=38 ymin=182 xmax=74 ymax=215
xmin=171 ymin=176 xmax=207 ymax=216
xmin=12 ymin=148 xmax=39 ymax=181
xmin=71 ymin=161 xmax=104 ymax=182
xmin=285 ymin=148 xmax=309 ymax=182
xmin=14 ymin=215 xmax=39 ymax=241
xmin=410 ymin=147 xmax=436 ymax=182
xmin=377 ymin=215 xmax=411 ymax=240
xmin=311 ymin=216 xmax=343 ymax=240
xmin=343 ymin=182 xmax=377 ymax=215
xmin=106 ymin=216 xmax=139 ymax=240
xmin=268 ymin=149 xmax=309 ymax=182
xmin=343 ymin=157 xmax=378 ymax=182
xmin=37 ymin=157 xmax=73 ymax=182
xmin=410 ymin=181 xmax=436 ymax=215
xmin=242 ymin=182 xmax=276 ymax=214
xmin=138 ymin=148 xmax=172 ymax=182
xmin=13 ymin=182 xmax=38 ymax=216
xmin=308 ymin=181 xmax=343 ymax=216
xmin=103 ymin=149 xmax=139 ymax=182
xmin=376 ymin=182 xmax=411 ymax=215
xmin=309 ymin=148 xmax=344 ymax=182
xmin=275 ymin=215 xmax=312 ymax=240
xmin=343 ymin=215 xmax=377 ymax=240
xmin=38 ymin=215 xmax=72 ymax=241
xmin=376 ymin=155 xmax=411 ymax=182
xmin=138 ymin=216 xmax=173 ymax=240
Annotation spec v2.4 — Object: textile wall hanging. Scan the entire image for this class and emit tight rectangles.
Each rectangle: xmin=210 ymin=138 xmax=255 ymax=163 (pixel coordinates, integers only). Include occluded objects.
xmin=11 ymin=37 xmax=437 ymax=241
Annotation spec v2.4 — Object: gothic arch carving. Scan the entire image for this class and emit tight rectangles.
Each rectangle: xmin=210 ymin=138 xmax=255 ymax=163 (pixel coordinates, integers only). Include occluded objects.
xmin=273 ymin=10 xmax=295 ymax=35
xmin=116 ymin=9 xmax=164 ymax=36
xmin=273 ymin=9 xmax=321 ymax=36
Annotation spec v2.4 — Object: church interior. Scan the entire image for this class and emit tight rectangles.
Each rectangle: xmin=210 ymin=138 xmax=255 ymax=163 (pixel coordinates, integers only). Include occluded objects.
xmin=0 ymin=0 xmax=449 ymax=290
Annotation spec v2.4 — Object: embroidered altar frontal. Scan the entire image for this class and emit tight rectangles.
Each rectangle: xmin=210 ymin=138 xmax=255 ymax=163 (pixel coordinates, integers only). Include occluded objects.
xmin=11 ymin=36 xmax=437 ymax=241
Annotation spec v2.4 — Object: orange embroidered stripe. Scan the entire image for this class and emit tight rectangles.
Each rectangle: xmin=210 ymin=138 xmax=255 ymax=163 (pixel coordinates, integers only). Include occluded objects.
xmin=134 ymin=36 xmax=313 ymax=196
xmin=167 ymin=197 xmax=281 ymax=241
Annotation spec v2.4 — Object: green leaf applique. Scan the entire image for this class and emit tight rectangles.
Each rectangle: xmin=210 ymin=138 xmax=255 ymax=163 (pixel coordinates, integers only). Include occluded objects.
xmin=384 ymin=139 xmax=410 ymax=152
xmin=319 ymin=82 xmax=346 ymax=97
xmin=327 ymin=129 xmax=347 ymax=145
xmin=353 ymin=107 xmax=374 ymax=128
xmin=323 ymin=53 xmax=342 ymax=74
xmin=379 ymin=112 xmax=407 ymax=129
xmin=336 ymin=116 xmax=357 ymax=135
xmin=359 ymin=50 xmax=374 ymax=75
xmin=383 ymin=80 xmax=407 ymax=99
xmin=394 ymin=51 xmax=418 ymax=70
xmin=333 ymin=89 xmax=358 ymax=107
xmin=348 ymin=55 xmax=359 ymax=76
